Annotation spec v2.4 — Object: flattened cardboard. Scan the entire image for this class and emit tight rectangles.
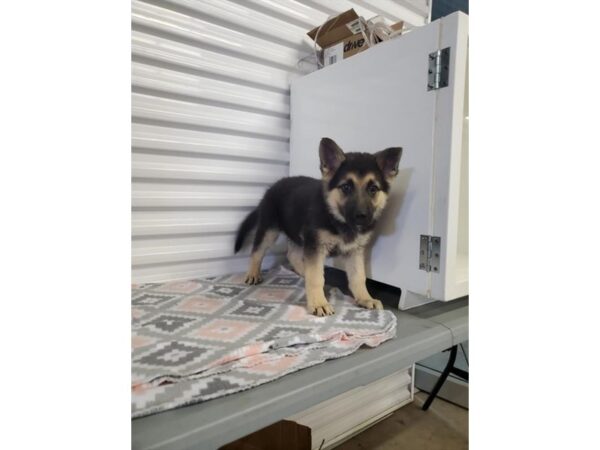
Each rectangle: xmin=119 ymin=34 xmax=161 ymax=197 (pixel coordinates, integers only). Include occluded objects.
xmin=307 ymin=9 xmax=359 ymax=48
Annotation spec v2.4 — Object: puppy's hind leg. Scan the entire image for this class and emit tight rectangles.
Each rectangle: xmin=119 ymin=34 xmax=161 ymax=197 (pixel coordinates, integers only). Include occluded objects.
xmin=245 ymin=226 xmax=279 ymax=285
xmin=286 ymin=240 xmax=305 ymax=277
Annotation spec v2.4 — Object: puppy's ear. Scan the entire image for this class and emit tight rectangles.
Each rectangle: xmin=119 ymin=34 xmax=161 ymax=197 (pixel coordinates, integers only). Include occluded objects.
xmin=375 ymin=147 xmax=403 ymax=180
xmin=319 ymin=138 xmax=345 ymax=177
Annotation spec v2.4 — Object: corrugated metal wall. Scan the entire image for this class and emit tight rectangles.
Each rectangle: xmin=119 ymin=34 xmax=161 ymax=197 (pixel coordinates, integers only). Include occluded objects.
xmin=132 ymin=0 xmax=430 ymax=283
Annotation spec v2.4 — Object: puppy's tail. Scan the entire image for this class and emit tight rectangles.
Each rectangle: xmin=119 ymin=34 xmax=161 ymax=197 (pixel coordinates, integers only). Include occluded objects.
xmin=234 ymin=208 xmax=259 ymax=253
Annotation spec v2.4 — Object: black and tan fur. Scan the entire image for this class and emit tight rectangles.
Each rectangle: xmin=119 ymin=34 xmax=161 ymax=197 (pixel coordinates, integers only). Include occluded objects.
xmin=234 ymin=138 xmax=402 ymax=316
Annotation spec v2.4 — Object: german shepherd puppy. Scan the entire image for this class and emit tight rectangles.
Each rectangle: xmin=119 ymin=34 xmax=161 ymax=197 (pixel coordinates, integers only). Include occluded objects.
xmin=234 ymin=138 xmax=402 ymax=316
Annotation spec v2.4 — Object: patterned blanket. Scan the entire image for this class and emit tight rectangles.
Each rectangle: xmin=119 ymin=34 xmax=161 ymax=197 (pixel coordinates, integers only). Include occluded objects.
xmin=132 ymin=266 xmax=397 ymax=418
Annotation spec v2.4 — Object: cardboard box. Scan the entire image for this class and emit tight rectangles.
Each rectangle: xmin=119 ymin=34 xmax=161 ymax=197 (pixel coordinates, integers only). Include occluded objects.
xmin=307 ymin=9 xmax=404 ymax=67
xmin=307 ymin=9 xmax=371 ymax=66
xmin=307 ymin=9 xmax=358 ymax=49
xmin=322 ymin=33 xmax=368 ymax=66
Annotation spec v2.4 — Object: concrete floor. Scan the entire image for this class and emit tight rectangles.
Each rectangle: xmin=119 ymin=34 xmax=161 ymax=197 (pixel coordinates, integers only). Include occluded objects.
xmin=338 ymin=393 xmax=468 ymax=450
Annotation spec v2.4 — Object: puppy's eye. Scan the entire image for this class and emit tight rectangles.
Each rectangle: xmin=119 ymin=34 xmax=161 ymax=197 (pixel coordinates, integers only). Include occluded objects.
xmin=339 ymin=183 xmax=353 ymax=195
xmin=367 ymin=184 xmax=380 ymax=196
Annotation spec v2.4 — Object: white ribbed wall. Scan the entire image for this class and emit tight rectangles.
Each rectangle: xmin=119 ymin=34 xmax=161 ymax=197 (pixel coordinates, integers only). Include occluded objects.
xmin=132 ymin=0 xmax=430 ymax=283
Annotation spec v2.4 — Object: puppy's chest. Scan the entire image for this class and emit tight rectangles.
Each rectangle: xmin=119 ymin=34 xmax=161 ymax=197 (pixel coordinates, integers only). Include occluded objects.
xmin=319 ymin=230 xmax=372 ymax=256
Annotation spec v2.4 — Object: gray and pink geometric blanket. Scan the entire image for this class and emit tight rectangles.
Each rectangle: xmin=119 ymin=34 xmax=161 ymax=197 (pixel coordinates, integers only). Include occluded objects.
xmin=132 ymin=266 xmax=396 ymax=418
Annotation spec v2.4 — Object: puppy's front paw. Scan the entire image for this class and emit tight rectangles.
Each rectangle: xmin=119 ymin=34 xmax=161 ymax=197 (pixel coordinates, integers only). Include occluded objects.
xmin=308 ymin=298 xmax=335 ymax=316
xmin=244 ymin=270 xmax=262 ymax=285
xmin=356 ymin=298 xmax=383 ymax=310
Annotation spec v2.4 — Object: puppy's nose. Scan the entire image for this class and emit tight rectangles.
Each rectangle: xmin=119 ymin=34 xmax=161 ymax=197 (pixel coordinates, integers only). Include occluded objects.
xmin=355 ymin=212 xmax=368 ymax=222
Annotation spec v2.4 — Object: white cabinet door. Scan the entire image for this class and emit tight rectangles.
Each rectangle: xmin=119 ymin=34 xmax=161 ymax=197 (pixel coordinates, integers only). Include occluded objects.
xmin=290 ymin=12 xmax=468 ymax=306
xmin=431 ymin=12 xmax=469 ymax=301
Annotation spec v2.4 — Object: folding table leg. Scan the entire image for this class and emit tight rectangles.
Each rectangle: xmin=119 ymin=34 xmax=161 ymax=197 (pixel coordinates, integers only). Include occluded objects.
xmin=422 ymin=345 xmax=460 ymax=411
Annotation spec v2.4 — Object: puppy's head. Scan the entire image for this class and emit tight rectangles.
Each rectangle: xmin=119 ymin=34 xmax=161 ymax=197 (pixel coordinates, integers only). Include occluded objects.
xmin=319 ymin=137 xmax=402 ymax=231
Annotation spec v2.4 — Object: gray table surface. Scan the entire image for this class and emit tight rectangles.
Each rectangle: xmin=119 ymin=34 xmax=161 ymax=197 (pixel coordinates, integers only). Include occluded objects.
xmin=132 ymin=297 xmax=468 ymax=450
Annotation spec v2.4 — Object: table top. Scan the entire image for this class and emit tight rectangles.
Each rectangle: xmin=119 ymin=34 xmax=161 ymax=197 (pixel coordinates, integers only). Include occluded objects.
xmin=132 ymin=296 xmax=468 ymax=450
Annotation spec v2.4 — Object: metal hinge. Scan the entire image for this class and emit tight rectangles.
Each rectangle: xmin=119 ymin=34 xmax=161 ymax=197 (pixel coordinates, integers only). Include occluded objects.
xmin=419 ymin=235 xmax=441 ymax=273
xmin=427 ymin=47 xmax=450 ymax=90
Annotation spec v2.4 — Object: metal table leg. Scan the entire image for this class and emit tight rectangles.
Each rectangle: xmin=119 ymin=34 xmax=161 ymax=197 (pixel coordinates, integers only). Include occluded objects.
xmin=421 ymin=345 xmax=468 ymax=411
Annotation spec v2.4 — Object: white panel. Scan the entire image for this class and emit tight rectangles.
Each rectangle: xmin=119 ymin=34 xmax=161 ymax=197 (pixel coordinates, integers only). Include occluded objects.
xmin=133 ymin=235 xmax=286 ymax=266
xmin=132 ymin=0 xmax=430 ymax=282
xmin=290 ymin=24 xmax=441 ymax=300
xmin=132 ymin=153 xmax=288 ymax=184
xmin=132 ymin=32 xmax=292 ymax=91
xmin=132 ymin=1 xmax=302 ymax=70
xmin=297 ymin=0 xmax=383 ymax=21
xmin=392 ymin=0 xmax=431 ymax=17
xmin=357 ymin=0 xmax=428 ymax=25
xmin=132 ymin=254 xmax=283 ymax=283
xmin=133 ymin=236 xmax=236 ymax=265
xmin=132 ymin=62 xmax=290 ymax=115
xmin=132 ymin=181 xmax=267 ymax=208
xmin=159 ymin=0 xmax=314 ymax=49
xmin=132 ymin=210 xmax=249 ymax=237
xmin=290 ymin=367 xmax=414 ymax=450
xmin=289 ymin=13 xmax=467 ymax=305
xmin=132 ymin=124 xmax=289 ymax=162
xmin=132 ymin=93 xmax=289 ymax=139
xmin=295 ymin=0 xmax=429 ymax=27
xmin=431 ymin=13 xmax=469 ymax=301
xmin=241 ymin=0 xmax=329 ymax=28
